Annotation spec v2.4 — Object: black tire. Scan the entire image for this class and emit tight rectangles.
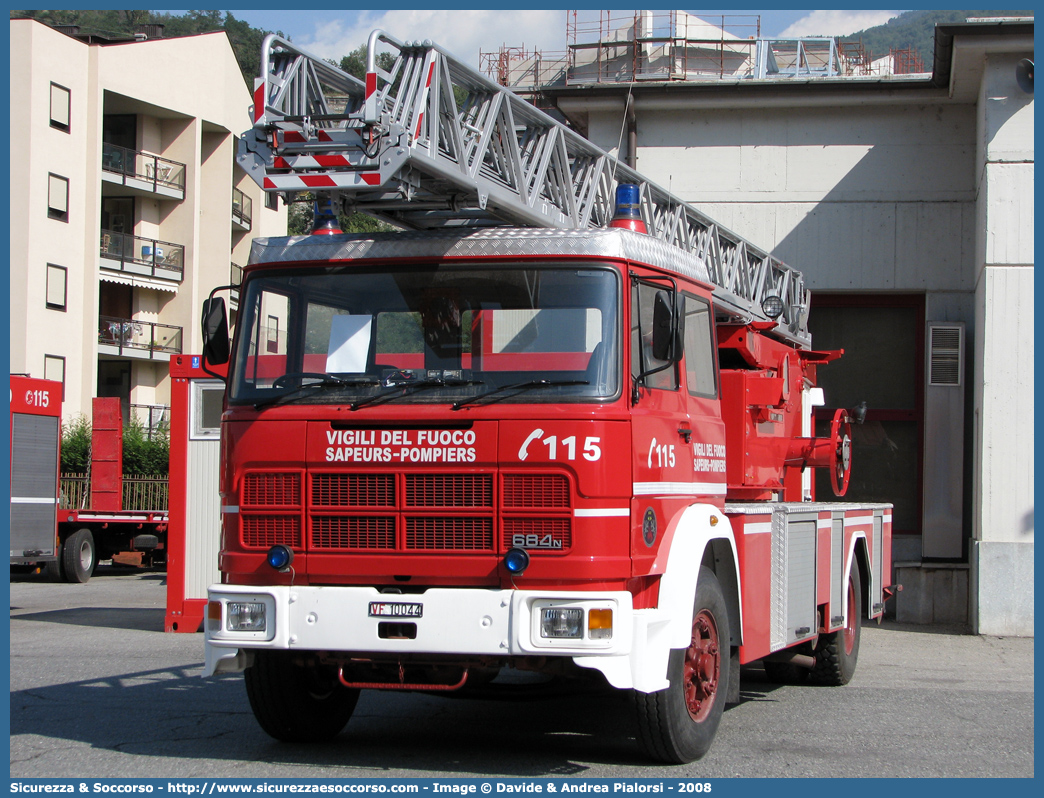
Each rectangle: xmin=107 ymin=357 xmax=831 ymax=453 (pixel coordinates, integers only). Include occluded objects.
xmin=62 ymin=528 xmax=96 ymax=583
xmin=245 ymin=650 xmax=360 ymax=742
xmin=45 ymin=554 xmax=65 ymax=581
xmin=808 ymin=565 xmax=862 ymax=686
xmin=635 ymin=566 xmax=730 ymax=763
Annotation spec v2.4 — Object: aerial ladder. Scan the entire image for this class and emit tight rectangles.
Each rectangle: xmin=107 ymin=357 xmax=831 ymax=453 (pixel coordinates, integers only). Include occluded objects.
xmin=237 ymin=30 xmax=811 ymax=347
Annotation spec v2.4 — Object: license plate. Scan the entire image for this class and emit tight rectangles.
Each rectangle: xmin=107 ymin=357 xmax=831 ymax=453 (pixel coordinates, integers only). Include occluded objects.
xmin=368 ymin=601 xmax=423 ymax=618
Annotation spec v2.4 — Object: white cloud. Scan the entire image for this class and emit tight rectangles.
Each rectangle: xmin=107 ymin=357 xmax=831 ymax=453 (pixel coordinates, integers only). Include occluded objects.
xmin=294 ymin=10 xmax=564 ymax=69
xmin=778 ymin=10 xmax=901 ymax=38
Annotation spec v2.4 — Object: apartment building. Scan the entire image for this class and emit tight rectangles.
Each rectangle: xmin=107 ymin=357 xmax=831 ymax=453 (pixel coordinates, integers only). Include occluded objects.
xmin=9 ymin=18 xmax=286 ymax=425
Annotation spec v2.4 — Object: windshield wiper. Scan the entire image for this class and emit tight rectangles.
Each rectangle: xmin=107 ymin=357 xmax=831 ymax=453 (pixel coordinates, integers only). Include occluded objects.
xmin=452 ymin=379 xmax=588 ymax=410
xmin=254 ymin=374 xmax=379 ymax=410
xmin=350 ymin=378 xmax=483 ymax=411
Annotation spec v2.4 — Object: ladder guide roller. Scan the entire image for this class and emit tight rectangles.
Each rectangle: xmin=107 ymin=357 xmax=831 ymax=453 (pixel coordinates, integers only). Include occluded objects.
xmin=237 ymin=30 xmax=811 ymax=345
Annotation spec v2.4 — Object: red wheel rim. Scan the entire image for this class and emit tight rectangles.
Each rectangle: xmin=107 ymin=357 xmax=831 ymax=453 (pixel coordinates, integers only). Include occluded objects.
xmin=683 ymin=609 xmax=720 ymax=722
xmin=829 ymin=408 xmax=852 ymax=497
xmin=843 ymin=574 xmax=858 ymax=656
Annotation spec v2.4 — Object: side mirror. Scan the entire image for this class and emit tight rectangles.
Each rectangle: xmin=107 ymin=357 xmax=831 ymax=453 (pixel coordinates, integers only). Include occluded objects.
xmin=201 ymin=297 xmax=230 ymax=365
xmin=651 ymin=290 xmax=679 ymax=362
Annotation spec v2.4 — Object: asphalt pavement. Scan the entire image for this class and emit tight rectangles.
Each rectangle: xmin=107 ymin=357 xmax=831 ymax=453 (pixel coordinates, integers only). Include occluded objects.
xmin=8 ymin=567 xmax=1035 ymax=780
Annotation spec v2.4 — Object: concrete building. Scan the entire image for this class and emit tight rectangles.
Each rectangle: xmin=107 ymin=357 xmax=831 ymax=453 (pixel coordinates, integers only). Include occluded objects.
xmin=9 ymin=18 xmax=286 ymax=427
xmin=494 ymin=13 xmax=1033 ymax=635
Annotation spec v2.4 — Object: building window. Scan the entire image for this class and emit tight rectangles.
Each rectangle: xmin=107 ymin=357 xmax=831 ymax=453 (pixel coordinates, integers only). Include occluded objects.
xmin=267 ymin=315 xmax=280 ymax=353
xmin=50 ymin=83 xmax=71 ymax=132
xmin=265 ymin=191 xmax=279 ymax=211
xmin=47 ymin=174 xmax=69 ymax=222
xmin=43 ymin=355 xmax=66 ymax=399
xmin=46 ymin=264 xmax=67 ymax=310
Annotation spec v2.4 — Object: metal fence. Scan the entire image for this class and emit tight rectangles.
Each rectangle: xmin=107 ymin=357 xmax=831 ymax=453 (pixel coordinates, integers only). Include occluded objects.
xmin=59 ymin=474 xmax=168 ymax=512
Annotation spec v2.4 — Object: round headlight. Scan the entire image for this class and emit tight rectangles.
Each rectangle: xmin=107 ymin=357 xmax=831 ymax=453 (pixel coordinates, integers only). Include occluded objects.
xmin=266 ymin=544 xmax=294 ymax=571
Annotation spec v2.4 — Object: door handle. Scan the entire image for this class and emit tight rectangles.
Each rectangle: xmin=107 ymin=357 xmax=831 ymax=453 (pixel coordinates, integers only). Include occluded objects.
xmin=677 ymin=427 xmax=692 ymax=443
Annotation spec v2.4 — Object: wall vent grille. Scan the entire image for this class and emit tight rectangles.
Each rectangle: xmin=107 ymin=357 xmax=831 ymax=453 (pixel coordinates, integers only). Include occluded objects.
xmin=928 ymin=324 xmax=963 ymax=387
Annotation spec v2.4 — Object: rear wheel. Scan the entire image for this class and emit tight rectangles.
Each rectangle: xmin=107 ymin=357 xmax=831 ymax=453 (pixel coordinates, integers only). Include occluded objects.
xmin=635 ymin=566 xmax=730 ymax=763
xmin=809 ymin=566 xmax=862 ymax=685
xmin=245 ymin=650 xmax=360 ymax=742
xmin=62 ymin=528 xmax=96 ymax=583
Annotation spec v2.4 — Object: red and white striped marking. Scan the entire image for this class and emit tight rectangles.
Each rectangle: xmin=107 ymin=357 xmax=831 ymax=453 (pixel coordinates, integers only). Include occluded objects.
xmin=263 ymin=173 xmax=382 ymax=190
xmin=413 ymin=60 xmax=436 ymax=140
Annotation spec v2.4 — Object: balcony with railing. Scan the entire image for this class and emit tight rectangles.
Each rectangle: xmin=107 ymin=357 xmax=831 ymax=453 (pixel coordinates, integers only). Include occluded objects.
xmin=101 ymin=143 xmax=186 ymax=200
xmin=130 ymin=403 xmax=170 ymax=438
xmin=98 ymin=316 xmax=183 ymax=361
xmin=232 ymin=188 xmax=252 ymax=231
xmin=100 ymin=230 xmax=184 ymax=284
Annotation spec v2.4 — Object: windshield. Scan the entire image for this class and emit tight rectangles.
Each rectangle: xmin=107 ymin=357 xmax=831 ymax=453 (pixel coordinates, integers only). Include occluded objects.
xmin=229 ymin=263 xmax=621 ymax=407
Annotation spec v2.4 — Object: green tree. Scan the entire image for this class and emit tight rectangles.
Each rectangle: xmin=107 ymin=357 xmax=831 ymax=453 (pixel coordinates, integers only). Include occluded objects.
xmin=59 ymin=414 xmax=170 ymax=476
xmin=121 ymin=417 xmax=170 ymax=476
xmin=60 ymin=414 xmax=92 ymax=473
xmin=286 ymin=192 xmax=394 ymax=235
xmin=844 ymin=9 xmax=1033 ymax=64
xmin=340 ymin=45 xmax=395 ymax=80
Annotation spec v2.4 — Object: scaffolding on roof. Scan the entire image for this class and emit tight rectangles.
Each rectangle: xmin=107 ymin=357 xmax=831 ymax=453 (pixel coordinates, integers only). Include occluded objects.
xmin=480 ymin=9 xmax=928 ymax=90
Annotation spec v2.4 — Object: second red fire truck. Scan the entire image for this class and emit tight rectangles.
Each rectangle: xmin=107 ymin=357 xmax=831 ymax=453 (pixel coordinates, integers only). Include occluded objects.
xmin=200 ymin=31 xmax=893 ymax=762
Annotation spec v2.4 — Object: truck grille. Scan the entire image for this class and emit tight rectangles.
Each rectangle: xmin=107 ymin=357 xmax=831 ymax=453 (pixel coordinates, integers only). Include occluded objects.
xmin=240 ymin=472 xmax=303 ymax=549
xmin=313 ymin=473 xmax=395 ymax=507
xmin=241 ymin=515 xmax=302 ymax=548
xmin=405 ymin=474 xmax=493 ymax=508
xmin=239 ymin=470 xmax=571 ymax=554
xmin=503 ymin=474 xmax=570 ymax=508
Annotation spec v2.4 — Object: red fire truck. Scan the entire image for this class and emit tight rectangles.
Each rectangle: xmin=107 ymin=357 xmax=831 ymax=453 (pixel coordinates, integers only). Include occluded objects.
xmin=9 ymin=378 xmax=168 ymax=583
xmin=200 ymin=32 xmax=893 ymax=763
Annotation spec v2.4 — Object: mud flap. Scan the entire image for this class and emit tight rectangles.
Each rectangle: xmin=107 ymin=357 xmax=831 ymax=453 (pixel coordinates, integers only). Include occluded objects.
xmin=726 ymin=646 xmax=740 ymax=704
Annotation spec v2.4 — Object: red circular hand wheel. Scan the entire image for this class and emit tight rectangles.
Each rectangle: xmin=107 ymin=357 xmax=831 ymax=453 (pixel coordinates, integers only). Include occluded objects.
xmin=830 ymin=408 xmax=852 ymax=497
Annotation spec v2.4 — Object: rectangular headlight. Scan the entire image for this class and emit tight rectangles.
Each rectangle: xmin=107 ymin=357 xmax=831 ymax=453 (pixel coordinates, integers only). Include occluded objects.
xmin=540 ymin=607 xmax=583 ymax=639
xmin=226 ymin=601 xmax=267 ymax=632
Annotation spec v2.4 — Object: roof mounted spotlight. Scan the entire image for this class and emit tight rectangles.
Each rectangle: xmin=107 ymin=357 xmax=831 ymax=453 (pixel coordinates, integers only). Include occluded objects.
xmin=503 ymin=547 xmax=530 ymax=576
xmin=266 ymin=544 xmax=295 ymax=572
xmin=761 ymin=294 xmax=785 ymax=319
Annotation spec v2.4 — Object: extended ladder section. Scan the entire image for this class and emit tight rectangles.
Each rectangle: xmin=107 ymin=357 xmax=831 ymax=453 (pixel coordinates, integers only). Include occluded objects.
xmin=237 ymin=31 xmax=811 ymax=345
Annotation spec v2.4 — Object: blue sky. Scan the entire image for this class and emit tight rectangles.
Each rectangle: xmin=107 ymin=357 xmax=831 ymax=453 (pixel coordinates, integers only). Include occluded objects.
xmin=160 ymin=9 xmax=905 ymax=67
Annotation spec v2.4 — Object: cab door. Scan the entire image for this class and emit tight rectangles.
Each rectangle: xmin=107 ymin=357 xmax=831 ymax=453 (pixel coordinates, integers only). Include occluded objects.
xmin=629 ymin=278 xmax=696 ymax=574
xmin=679 ymin=290 xmax=727 ymax=501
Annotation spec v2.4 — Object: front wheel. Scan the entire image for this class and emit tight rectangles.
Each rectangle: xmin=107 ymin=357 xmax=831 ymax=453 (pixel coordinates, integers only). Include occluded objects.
xmin=809 ymin=565 xmax=862 ymax=685
xmin=245 ymin=650 xmax=360 ymax=742
xmin=635 ymin=566 xmax=730 ymax=763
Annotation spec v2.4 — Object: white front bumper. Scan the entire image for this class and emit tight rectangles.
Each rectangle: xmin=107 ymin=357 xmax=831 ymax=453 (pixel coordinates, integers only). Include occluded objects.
xmin=203 ymin=584 xmax=664 ymax=688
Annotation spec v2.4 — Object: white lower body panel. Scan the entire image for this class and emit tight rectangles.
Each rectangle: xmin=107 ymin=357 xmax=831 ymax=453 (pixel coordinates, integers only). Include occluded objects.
xmin=204 ymin=584 xmax=673 ymax=692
